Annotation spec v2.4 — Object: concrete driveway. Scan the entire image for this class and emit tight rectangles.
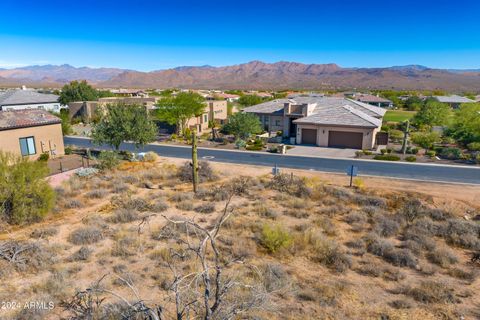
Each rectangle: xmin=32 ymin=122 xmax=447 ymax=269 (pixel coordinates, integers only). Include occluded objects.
xmin=286 ymin=145 xmax=357 ymax=158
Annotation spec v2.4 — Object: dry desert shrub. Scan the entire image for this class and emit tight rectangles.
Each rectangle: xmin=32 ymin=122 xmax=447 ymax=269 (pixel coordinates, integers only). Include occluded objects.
xmin=178 ymin=161 xmax=217 ymax=182
xmin=427 ymin=247 xmax=458 ymax=268
xmin=63 ymin=199 xmax=84 ymax=209
xmin=309 ymin=234 xmax=352 ymax=273
xmin=30 ymin=227 xmax=58 ymax=239
xmin=268 ymin=173 xmax=312 ymax=198
xmin=261 ymin=263 xmax=291 ymax=292
xmin=68 ymin=246 xmax=93 ymax=262
xmin=437 ymin=219 xmax=480 ymax=250
xmin=85 ymin=188 xmax=108 ymax=199
xmin=364 ymin=233 xmax=417 ymax=268
xmin=170 ymin=191 xmax=194 ymax=202
xmin=194 ymin=202 xmax=216 ymax=214
xmin=68 ymin=226 xmax=104 ymax=245
xmin=447 ymin=268 xmax=478 ymax=283
xmin=107 ymin=208 xmax=140 ymax=224
xmin=374 ymin=215 xmax=401 ymax=237
xmin=253 ymin=203 xmax=280 ymax=219
xmin=151 ymin=199 xmax=169 ymax=212
xmin=400 ymin=281 xmax=457 ymax=304
xmin=176 ymin=200 xmax=194 ymax=211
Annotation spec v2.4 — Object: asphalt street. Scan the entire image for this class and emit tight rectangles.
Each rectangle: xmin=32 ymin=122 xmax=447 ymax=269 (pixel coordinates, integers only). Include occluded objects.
xmin=64 ymin=136 xmax=480 ymax=185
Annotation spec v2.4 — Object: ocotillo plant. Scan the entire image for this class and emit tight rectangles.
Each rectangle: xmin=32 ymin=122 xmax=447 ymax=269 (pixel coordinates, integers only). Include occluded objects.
xmin=192 ymin=130 xmax=199 ymax=193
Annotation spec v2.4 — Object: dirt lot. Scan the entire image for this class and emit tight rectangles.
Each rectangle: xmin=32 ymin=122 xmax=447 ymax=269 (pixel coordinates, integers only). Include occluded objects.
xmin=1 ymin=157 xmax=479 ymax=319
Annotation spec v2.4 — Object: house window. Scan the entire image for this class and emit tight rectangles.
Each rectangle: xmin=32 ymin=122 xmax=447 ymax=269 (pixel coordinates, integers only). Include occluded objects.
xmin=19 ymin=137 xmax=36 ymax=156
xmin=204 ymin=114 xmax=208 ymax=123
xmin=275 ymin=120 xmax=281 ymax=126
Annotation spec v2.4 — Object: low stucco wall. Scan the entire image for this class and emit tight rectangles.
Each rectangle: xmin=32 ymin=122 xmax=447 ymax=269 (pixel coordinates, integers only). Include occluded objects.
xmin=296 ymin=124 xmax=379 ymax=149
xmin=0 ymin=123 xmax=65 ymax=159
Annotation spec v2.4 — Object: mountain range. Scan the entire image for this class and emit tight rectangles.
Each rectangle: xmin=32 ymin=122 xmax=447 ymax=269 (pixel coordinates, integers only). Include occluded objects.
xmin=1 ymin=61 xmax=480 ymax=91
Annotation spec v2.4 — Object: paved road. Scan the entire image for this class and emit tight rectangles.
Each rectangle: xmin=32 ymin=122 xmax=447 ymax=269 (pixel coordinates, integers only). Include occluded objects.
xmin=64 ymin=137 xmax=480 ymax=185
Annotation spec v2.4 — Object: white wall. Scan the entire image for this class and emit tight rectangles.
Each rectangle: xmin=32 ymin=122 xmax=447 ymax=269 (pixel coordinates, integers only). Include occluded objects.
xmin=1 ymin=102 xmax=66 ymax=112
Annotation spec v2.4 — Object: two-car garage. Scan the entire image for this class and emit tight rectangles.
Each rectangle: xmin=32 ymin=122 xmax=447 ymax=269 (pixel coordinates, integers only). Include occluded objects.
xmin=327 ymin=131 xmax=363 ymax=149
xmin=299 ymin=127 xmax=368 ymax=149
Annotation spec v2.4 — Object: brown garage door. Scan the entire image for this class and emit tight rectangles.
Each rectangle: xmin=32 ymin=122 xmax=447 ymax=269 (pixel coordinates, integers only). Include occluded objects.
xmin=328 ymin=131 xmax=363 ymax=149
xmin=301 ymin=129 xmax=317 ymax=144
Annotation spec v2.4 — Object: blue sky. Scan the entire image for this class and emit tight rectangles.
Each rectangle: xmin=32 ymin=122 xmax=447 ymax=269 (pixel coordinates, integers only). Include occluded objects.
xmin=1 ymin=0 xmax=480 ymax=70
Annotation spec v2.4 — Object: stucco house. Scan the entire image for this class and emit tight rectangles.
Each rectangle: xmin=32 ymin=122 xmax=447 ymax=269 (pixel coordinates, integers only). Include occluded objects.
xmin=186 ymin=100 xmax=228 ymax=133
xmin=243 ymin=95 xmax=386 ymax=149
xmin=350 ymin=93 xmax=393 ymax=108
xmin=0 ymin=88 xmax=65 ymax=112
xmin=0 ymin=109 xmax=65 ymax=159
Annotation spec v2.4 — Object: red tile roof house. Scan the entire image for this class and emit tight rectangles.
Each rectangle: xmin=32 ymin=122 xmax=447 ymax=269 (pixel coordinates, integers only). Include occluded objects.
xmin=243 ymin=95 xmax=386 ymax=149
xmin=0 ymin=109 xmax=65 ymax=159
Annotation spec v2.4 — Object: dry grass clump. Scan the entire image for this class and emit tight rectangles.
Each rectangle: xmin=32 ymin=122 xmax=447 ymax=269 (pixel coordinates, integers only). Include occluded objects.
xmin=268 ymin=173 xmax=312 ymax=198
xmin=107 ymin=209 xmax=140 ymax=224
xmin=355 ymin=260 xmax=405 ymax=281
xmin=309 ymin=234 xmax=352 ymax=273
xmin=68 ymin=246 xmax=93 ymax=262
xmin=400 ymin=281 xmax=457 ymax=304
xmin=112 ymin=182 xmax=129 ymax=193
xmin=63 ymin=199 xmax=84 ymax=209
xmin=438 ymin=219 xmax=480 ymax=250
xmin=447 ymin=268 xmax=478 ymax=283
xmin=111 ymin=195 xmax=151 ymax=212
xmin=68 ymin=226 xmax=104 ymax=245
xmin=253 ymin=203 xmax=280 ymax=219
xmin=261 ymin=263 xmax=291 ymax=292
xmin=373 ymin=215 xmax=401 ymax=237
xmin=389 ymin=299 xmax=413 ymax=309
xmin=170 ymin=191 xmax=194 ymax=202
xmin=111 ymin=234 xmax=142 ymax=257
xmin=364 ymin=234 xmax=417 ymax=268
xmin=427 ymin=247 xmax=458 ymax=268
xmin=194 ymin=202 xmax=216 ymax=214
xmin=151 ymin=199 xmax=169 ymax=212
xmin=30 ymin=227 xmax=58 ymax=239
xmin=176 ymin=200 xmax=194 ymax=211
xmin=85 ymin=188 xmax=109 ymax=199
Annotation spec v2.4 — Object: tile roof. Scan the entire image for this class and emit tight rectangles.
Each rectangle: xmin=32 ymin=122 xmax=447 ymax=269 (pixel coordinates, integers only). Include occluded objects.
xmin=0 ymin=109 xmax=61 ymax=131
xmin=243 ymin=95 xmax=385 ymax=128
xmin=354 ymin=93 xmax=392 ymax=103
xmin=0 ymin=89 xmax=59 ymax=106
xmin=434 ymin=95 xmax=475 ymax=103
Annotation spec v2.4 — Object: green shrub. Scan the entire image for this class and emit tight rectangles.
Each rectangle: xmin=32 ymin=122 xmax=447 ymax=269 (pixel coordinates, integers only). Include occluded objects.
xmin=64 ymin=146 xmax=73 ymax=155
xmin=260 ymin=224 xmax=292 ymax=253
xmin=97 ymin=150 xmax=120 ymax=170
xmin=355 ymin=150 xmax=364 ymax=157
xmin=235 ymin=139 xmax=246 ymax=149
xmin=410 ymin=147 xmax=419 ymax=154
xmin=425 ymin=150 xmax=436 ymax=157
xmin=389 ymin=130 xmax=404 ymax=142
xmin=38 ymin=152 xmax=50 ymax=161
xmin=373 ymin=154 xmax=400 ymax=161
xmin=0 ymin=152 xmax=55 ymax=225
xmin=362 ymin=149 xmax=373 ymax=155
xmin=246 ymin=144 xmax=263 ymax=151
xmin=467 ymin=142 xmax=480 ymax=151
xmin=142 ymin=151 xmax=158 ymax=162
xmin=411 ymin=131 xmax=441 ymax=149
xmin=439 ymin=147 xmax=462 ymax=160
xmin=386 ymin=148 xmax=393 ymax=154
xmin=380 ymin=149 xmax=387 ymax=155
xmin=170 ymin=133 xmax=178 ymax=141
xmin=405 ymin=156 xmax=417 ymax=162
xmin=276 ymin=130 xmax=283 ymax=137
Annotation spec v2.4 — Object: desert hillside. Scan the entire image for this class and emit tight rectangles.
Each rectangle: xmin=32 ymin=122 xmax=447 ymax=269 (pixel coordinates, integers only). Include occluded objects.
xmin=1 ymin=159 xmax=479 ymax=319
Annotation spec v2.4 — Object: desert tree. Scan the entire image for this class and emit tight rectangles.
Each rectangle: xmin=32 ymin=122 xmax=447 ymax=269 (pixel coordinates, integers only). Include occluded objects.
xmin=92 ymin=102 xmax=157 ymax=150
xmin=155 ymin=92 xmax=206 ymax=136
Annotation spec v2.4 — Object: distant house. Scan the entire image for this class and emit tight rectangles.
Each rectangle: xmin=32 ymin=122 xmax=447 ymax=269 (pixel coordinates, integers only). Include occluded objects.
xmin=0 ymin=88 xmax=65 ymax=112
xmin=433 ymin=95 xmax=475 ymax=109
xmin=68 ymin=97 xmax=159 ymax=121
xmin=348 ymin=93 xmax=393 ymax=108
xmin=243 ymin=95 xmax=386 ymax=149
xmin=476 ymin=95 xmax=480 ymax=102
xmin=110 ymin=88 xmax=147 ymax=97
xmin=215 ymin=93 xmax=240 ymax=102
xmin=186 ymin=100 xmax=228 ymax=133
xmin=0 ymin=109 xmax=64 ymax=159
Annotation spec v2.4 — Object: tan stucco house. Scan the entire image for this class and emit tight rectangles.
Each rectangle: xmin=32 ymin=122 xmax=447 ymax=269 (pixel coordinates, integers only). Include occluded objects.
xmin=243 ymin=95 xmax=386 ymax=149
xmin=186 ymin=100 xmax=228 ymax=133
xmin=0 ymin=109 xmax=64 ymax=159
